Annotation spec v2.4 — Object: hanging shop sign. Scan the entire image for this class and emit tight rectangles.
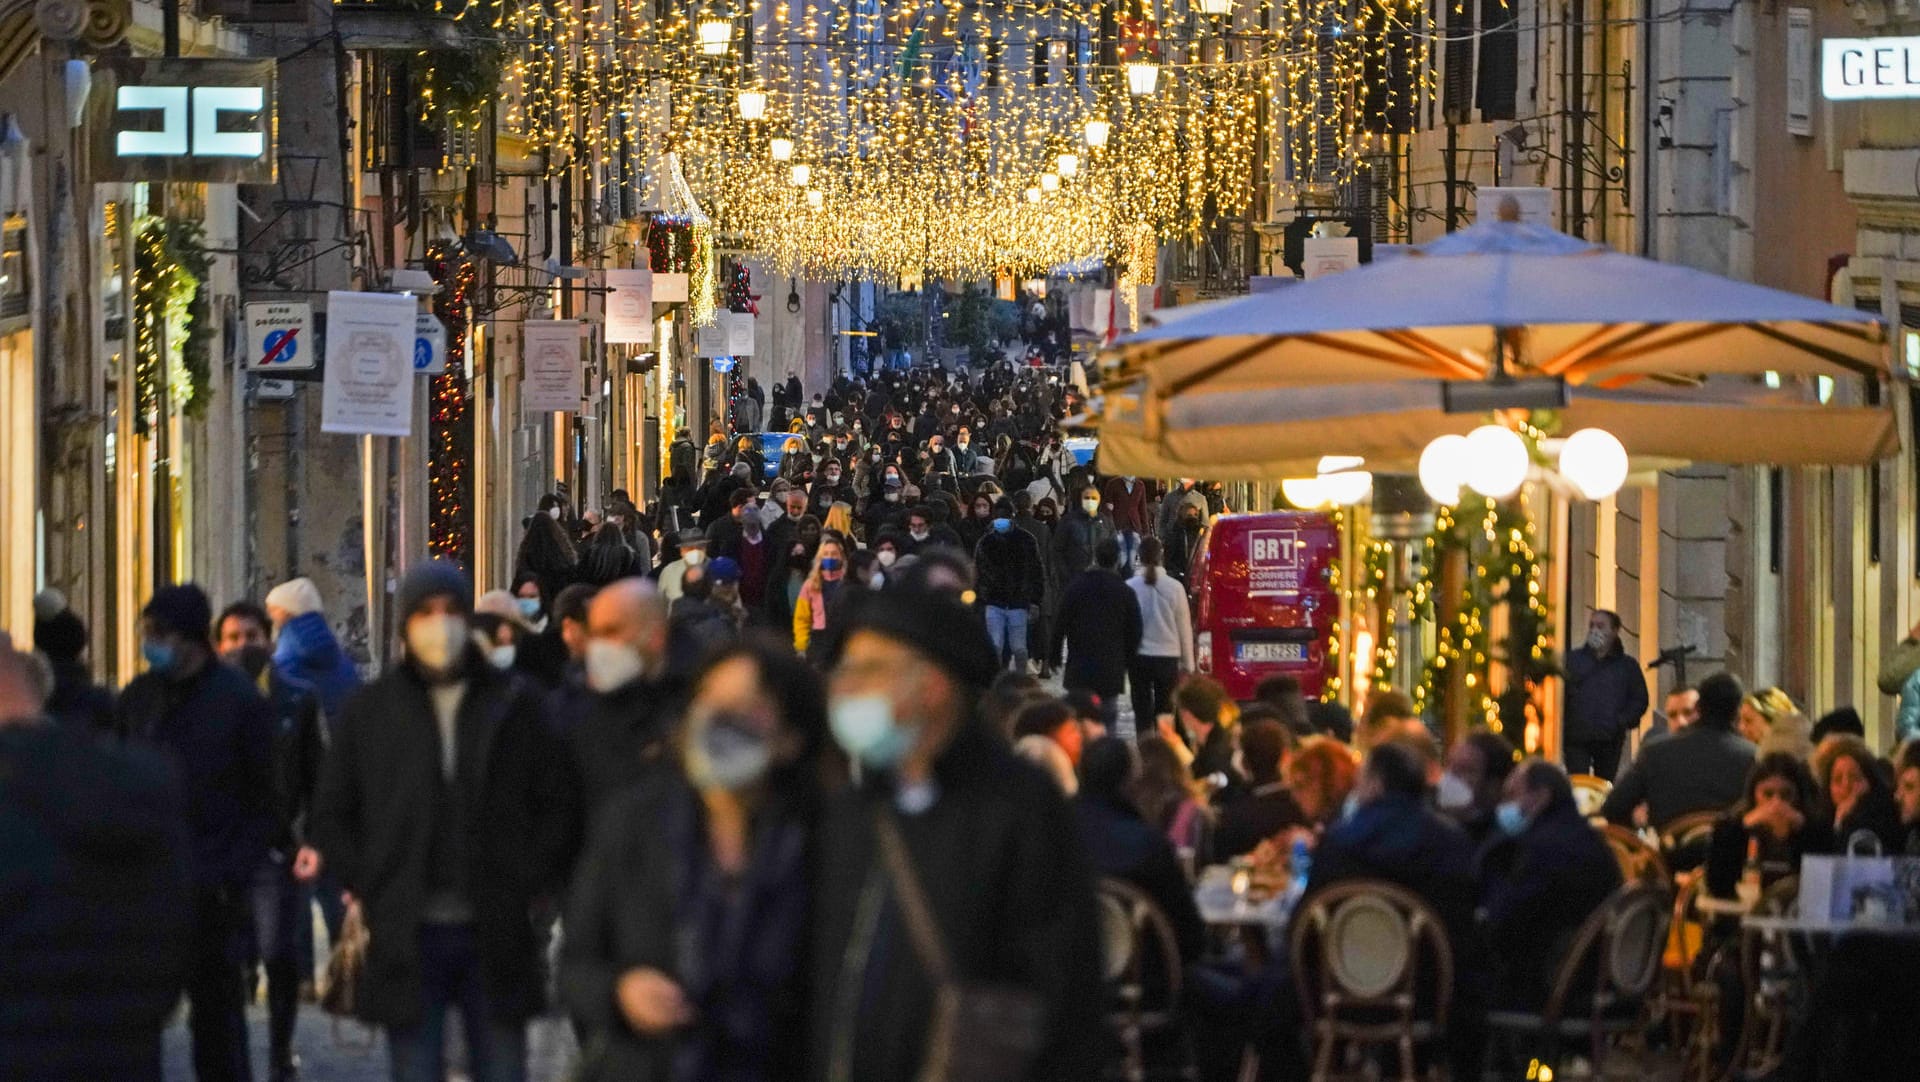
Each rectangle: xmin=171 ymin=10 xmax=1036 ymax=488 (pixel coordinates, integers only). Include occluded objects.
xmin=605 ymin=268 xmax=654 ymax=344
xmin=653 ymin=272 xmax=690 ymax=303
xmin=245 ymin=301 xmax=312 ymax=371
xmin=1823 ymin=36 xmax=1920 ymax=100
xmin=1472 ymin=186 xmax=1553 ymax=228
xmin=1282 ymin=216 xmax=1372 ymax=277
xmin=523 ymin=320 xmax=582 ymax=413
xmin=91 ymin=57 xmax=277 ymax=184
xmin=320 ymin=291 xmax=416 ymax=437
xmin=694 ymin=320 xmax=730 ymax=359
xmin=725 ymin=310 xmax=755 ymax=356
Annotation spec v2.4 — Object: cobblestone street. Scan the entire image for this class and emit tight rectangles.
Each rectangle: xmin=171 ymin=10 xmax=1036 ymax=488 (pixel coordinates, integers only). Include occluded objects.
xmin=162 ymin=1006 xmax=579 ymax=1082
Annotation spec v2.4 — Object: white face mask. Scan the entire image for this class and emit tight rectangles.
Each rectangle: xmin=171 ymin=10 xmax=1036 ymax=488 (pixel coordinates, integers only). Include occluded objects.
xmin=1436 ymin=771 xmax=1475 ymax=811
xmin=407 ymin=614 xmax=468 ymax=673
xmin=876 ymin=549 xmax=898 ymax=568
xmin=684 ymin=549 xmax=707 ymax=567
xmin=585 ymin=638 xmax=647 ymax=693
xmin=909 ymin=528 xmax=929 ymax=542
xmin=487 ymin=644 xmax=518 ymax=671
xmin=548 ymin=506 xmax=563 ymax=521
xmin=1082 ymin=499 xmax=1101 ymax=515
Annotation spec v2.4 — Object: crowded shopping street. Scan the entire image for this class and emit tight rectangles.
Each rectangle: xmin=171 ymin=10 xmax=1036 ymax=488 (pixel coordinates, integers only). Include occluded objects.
xmin=9 ymin=3 xmax=1920 ymax=1082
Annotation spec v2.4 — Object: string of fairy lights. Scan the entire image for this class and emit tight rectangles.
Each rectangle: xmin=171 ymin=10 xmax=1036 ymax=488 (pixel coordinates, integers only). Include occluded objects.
xmin=470 ymin=0 xmax=1428 ymax=279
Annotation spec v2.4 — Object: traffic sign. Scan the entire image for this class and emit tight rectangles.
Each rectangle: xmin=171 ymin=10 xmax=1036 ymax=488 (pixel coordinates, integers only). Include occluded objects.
xmin=246 ymin=302 xmax=314 ymax=371
xmin=414 ymin=314 xmax=447 ymax=375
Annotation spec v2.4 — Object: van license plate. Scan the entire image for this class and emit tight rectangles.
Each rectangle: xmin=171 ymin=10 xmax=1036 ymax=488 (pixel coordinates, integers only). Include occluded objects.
xmin=1235 ymin=642 xmax=1305 ymax=663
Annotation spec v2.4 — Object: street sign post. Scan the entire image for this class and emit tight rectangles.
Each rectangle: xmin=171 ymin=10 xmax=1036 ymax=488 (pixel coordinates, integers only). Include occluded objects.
xmin=414 ymin=313 xmax=447 ymax=375
xmin=245 ymin=302 xmax=314 ymax=371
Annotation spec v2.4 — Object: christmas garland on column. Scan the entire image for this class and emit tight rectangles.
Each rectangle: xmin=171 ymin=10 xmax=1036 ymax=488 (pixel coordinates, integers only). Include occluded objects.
xmin=132 ymin=218 xmax=213 ymax=435
xmin=426 ymin=243 xmax=478 ymax=568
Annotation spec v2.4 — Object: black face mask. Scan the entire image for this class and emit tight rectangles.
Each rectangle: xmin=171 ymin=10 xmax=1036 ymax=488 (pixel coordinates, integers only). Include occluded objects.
xmin=224 ymin=644 xmax=273 ymax=680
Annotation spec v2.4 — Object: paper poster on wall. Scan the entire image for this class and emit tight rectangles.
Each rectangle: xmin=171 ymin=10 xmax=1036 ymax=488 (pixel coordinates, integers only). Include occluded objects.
xmin=1473 ymin=186 xmax=1554 ymax=228
xmin=1301 ymin=237 xmax=1360 ymax=279
xmin=320 ymin=291 xmax=417 ymax=437
xmin=605 ymin=268 xmax=654 ymax=344
xmin=725 ymin=311 xmax=756 ymax=356
xmin=653 ymin=272 xmax=689 ymax=303
xmin=522 ymin=320 xmax=582 ymax=414
xmin=694 ymin=320 xmax=731 ymax=359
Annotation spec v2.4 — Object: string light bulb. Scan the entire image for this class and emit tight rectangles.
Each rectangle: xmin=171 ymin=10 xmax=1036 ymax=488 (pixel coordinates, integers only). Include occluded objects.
xmin=1125 ymin=61 xmax=1160 ymax=96
xmin=697 ymin=18 xmax=732 ymax=55
xmin=769 ymin=137 xmax=794 ymax=162
xmin=736 ymin=87 xmax=767 ymax=121
xmin=1084 ymin=118 xmax=1110 ymax=148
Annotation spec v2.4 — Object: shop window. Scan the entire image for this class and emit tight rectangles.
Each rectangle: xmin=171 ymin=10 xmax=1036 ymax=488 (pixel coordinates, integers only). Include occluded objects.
xmin=0 ymin=216 xmax=27 ymax=320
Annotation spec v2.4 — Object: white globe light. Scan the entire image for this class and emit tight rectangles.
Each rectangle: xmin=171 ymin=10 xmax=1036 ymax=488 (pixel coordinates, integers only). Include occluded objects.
xmin=1317 ymin=455 xmax=1373 ymax=506
xmin=1418 ymin=434 xmax=1471 ymax=505
xmin=1463 ymin=424 xmax=1530 ymax=498
xmin=1557 ymin=427 xmax=1629 ymax=500
xmin=769 ymin=137 xmax=794 ymax=162
xmin=1281 ymin=476 xmax=1328 ymax=509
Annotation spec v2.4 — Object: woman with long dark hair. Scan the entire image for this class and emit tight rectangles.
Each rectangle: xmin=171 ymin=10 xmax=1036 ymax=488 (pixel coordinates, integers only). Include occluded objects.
xmin=514 ymin=505 xmax=579 ymax=599
xmin=561 ymin=635 xmax=834 ymax=1082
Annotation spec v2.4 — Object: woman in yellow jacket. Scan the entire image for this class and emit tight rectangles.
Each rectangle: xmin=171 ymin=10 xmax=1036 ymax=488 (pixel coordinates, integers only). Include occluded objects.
xmin=792 ymin=533 xmax=851 ymax=660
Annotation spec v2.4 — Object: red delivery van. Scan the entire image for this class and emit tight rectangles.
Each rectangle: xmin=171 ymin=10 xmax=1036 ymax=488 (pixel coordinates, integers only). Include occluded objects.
xmin=1190 ymin=511 xmax=1342 ymax=701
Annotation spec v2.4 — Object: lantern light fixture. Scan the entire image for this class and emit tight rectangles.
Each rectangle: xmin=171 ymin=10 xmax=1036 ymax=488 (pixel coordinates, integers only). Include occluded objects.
xmin=789 ymin=163 xmax=811 ymax=187
xmin=1125 ymin=60 xmax=1160 ymax=96
xmin=737 ymin=87 xmax=767 ymax=120
xmin=1039 ymin=171 xmax=1061 ymax=192
xmin=1025 ymin=185 xmax=1042 ymax=203
xmin=1199 ymin=0 xmax=1234 ymax=15
xmin=1084 ymin=118 xmax=1111 ymax=148
xmin=805 ymin=188 xmax=824 ymax=210
xmin=697 ymin=18 xmax=732 ymax=55
xmin=1056 ymin=151 xmax=1080 ymax=178
xmin=769 ymin=136 xmax=794 ymax=162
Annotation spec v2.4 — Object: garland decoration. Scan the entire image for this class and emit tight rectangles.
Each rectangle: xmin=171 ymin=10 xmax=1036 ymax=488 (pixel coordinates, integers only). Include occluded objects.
xmin=426 ymin=243 xmax=477 ymax=567
xmin=132 ymin=217 xmax=212 ymax=436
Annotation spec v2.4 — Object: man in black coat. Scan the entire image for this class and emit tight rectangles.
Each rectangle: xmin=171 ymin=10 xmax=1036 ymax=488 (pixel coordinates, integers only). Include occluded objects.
xmin=1211 ymin=719 xmax=1307 ymax=862
xmin=307 ymin=562 xmax=574 ymax=1082
xmin=812 ymin=586 xmax=1107 ymax=1082
xmin=32 ymin=590 xmax=114 ymax=733
xmin=1560 ymin=609 xmax=1649 ymax=780
xmin=1476 ymin=758 xmax=1624 ymax=1010
xmin=973 ymin=502 xmax=1046 ymax=672
xmin=1601 ymin=671 xmax=1757 ymax=831
xmin=215 ymin=601 xmax=327 ymax=1082
xmin=1053 ymin=538 xmax=1143 ymax=713
xmin=1051 ymin=485 xmax=1117 ymax=587
xmin=1074 ymin=737 xmax=1206 ymax=966
xmin=569 ymin=578 xmax=680 ymax=830
xmin=114 ymin=584 xmax=274 ymax=1082
xmin=0 ymin=642 xmax=193 ymax=1081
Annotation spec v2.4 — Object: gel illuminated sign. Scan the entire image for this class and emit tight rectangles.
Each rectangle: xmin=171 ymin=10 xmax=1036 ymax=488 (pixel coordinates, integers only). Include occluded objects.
xmin=1822 ymin=36 xmax=1920 ymax=100
xmin=92 ymin=59 xmax=276 ymax=183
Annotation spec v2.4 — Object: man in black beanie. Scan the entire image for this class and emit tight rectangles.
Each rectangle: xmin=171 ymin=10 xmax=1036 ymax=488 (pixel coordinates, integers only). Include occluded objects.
xmin=308 ymin=561 xmax=574 ymax=1082
xmin=32 ymin=588 xmax=114 ymax=733
xmin=114 ymin=583 xmax=274 ymax=1082
xmin=809 ymin=586 xmax=1105 ymax=1082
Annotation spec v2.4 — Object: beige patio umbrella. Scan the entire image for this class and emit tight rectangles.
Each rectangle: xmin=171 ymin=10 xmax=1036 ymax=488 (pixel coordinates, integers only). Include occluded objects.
xmin=1094 ymin=213 xmax=1896 ymax=480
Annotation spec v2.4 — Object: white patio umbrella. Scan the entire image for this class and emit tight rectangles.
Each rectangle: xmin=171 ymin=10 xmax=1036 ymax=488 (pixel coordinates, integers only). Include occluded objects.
xmin=1095 ymin=211 xmax=1896 ymax=480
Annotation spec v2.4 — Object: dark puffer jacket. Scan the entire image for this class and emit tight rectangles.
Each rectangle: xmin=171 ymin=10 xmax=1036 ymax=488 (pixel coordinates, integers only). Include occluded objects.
xmin=0 ymin=721 xmax=193 ymax=1079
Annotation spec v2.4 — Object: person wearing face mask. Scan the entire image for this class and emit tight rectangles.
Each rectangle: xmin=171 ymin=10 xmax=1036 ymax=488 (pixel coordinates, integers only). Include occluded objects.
xmin=791 ymin=534 xmax=853 ymax=660
xmin=951 ymin=425 xmax=981 ymax=474
xmin=213 ymin=601 xmax=324 ymax=1082
xmin=562 ymin=635 xmax=832 ymax=1082
xmin=114 ymin=585 xmax=275 ymax=1082
xmin=972 ymin=498 xmax=1045 ymax=674
xmin=1560 ymin=609 xmax=1647 ymax=781
xmin=562 ymin=578 xmax=680 ymax=823
xmin=814 ymin=586 xmax=1105 ymax=1082
xmin=809 ymin=457 xmax=847 ymax=516
xmin=306 ymin=562 xmax=571 ymax=1082
xmin=1474 ymin=759 xmax=1621 ymax=1012
xmin=862 ymin=473 xmax=909 ymax=537
xmin=657 ymin=528 xmax=712 ymax=614
xmin=506 ymin=574 xmax=569 ymax=689
xmin=956 ymin=493 xmax=996 ymax=552
xmin=1051 ymin=485 xmax=1116 ymax=589
xmin=262 ymin=576 xmax=362 ymax=729
xmin=1436 ymin=729 xmax=1518 ymax=845
xmin=1100 ymin=475 xmax=1150 ymax=569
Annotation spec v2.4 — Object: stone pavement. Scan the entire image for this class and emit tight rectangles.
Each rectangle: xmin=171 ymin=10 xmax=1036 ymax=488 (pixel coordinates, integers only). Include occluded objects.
xmin=162 ymin=1006 xmax=579 ymax=1082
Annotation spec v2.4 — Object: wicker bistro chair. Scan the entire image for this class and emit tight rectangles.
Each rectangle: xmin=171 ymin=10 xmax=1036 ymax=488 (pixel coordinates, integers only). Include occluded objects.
xmin=1725 ymin=875 xmax=1802 ymax=1081
xmin=1658 ymin=811 xmax=1723 ymax=872
xmin=1662 ymin=872 xmax=1718 ymax=1080
xmin=1486 ymin=883 xmax=1673 ymax=1078
xmin=1601 ymin=823 xmax=1672 ymax=887
xmin=1096 ymin=877 xmax=1198 ymax=1082
xmin=1288 ymin=880 xmax=1454 ymax=1082
xmin=1570 ymin=774 xmax=1615 ymax=820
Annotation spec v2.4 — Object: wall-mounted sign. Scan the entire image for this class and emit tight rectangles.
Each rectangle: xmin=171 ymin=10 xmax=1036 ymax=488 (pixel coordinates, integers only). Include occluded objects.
xmin=1473 ymin=186 xmax=1554 ymax=228
xmin=414 ymin=314 xmax=447 ymax=375
xmin=604 ymin=268 xmax=654 ymax=344
xmin=245 ymin=302 xmax=312 ymax=371
xmin=91 ymin=57 xmax=277 ymax=184
xmin=523 ymin=320 xmax=582 ymax=414
xmin=1822 ymin=36 xmax=1920 ymax=100
xmin=1787 ymin=9 xmax=1814 ymax=135
xmin=319 ymin=292 xmax=416 ymax=437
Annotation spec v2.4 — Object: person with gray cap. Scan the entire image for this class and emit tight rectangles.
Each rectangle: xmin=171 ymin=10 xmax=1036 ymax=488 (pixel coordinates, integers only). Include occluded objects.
xmin=114 ymin=583 xmax=274 ymax=1082
xmin=306 ymin=561 xmax=574 ymax=1082
xmin=811 ymin=586 xmax=1105 ymax=1082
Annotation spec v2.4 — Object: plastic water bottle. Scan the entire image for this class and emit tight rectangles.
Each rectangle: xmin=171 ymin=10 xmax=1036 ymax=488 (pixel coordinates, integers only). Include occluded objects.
xmin=1290 ymin=837 xmax=1313 ymax=901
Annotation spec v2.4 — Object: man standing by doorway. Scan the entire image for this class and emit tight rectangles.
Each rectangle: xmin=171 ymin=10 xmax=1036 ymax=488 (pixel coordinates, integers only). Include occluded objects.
xmin=1561 ymin=609 xmax=1648 ymax=781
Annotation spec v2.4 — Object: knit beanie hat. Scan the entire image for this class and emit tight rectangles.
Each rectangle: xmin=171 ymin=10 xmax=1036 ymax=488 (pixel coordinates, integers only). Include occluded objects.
xmin=395 ymin=561 xmax=472 ymax=622
xmin=143 ymin=584 xmax=214 ymax=643
xmin=34 ymin=608 xmax=88 ymax=662
xmin=265 ymin=577 xmax=325 ymax=619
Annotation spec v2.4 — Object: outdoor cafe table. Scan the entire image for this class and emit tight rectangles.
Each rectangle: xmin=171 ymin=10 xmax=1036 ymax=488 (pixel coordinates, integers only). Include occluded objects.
xmin=1723 ymin=912 xmax=1920 ymax=1075
xmin=1195 ymin=884 xmax=1295 ymax=969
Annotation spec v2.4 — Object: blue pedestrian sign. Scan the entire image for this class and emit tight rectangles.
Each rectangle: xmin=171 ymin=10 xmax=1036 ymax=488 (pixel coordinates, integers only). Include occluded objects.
xmin=414 ymin=314 xmax=447 ymax=375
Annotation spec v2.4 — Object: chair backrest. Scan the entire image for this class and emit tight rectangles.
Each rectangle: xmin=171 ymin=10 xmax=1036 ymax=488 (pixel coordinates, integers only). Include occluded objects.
xmin=1095 ymin=877 xmax=1186 ymax=1006
xmin=1542 ymin=882 xmax=1673 ymax=1025
xmin=1289 ymin=879 xmax=1454 ymax=1032
xmin=1657 ymin=810 xmax=1721 ymax=856
xmin=1665 ymin=871 xmax=1709 ymax=985
xmin=1600 ymin=823 xmax=1671 ymax=886
xmin=1570 ymin=774 xmax=1614 ymax=818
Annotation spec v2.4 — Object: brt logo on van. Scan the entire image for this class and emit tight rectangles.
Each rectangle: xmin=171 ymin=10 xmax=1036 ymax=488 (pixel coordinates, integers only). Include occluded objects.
xmin=1248 ymin=530 xmax=1303 ymax=596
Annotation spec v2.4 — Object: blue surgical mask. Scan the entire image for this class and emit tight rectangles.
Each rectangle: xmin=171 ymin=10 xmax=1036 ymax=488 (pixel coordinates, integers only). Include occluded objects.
xmin=819 ymin=557 xmax=844 ymax=573
xmin=992 ymin=517 xmax=1012 ymax=533
xmin=1495 ymin=800 xmax=1531 ymax=836
xmin=141 ymin=639 xmax=178 ymax=675
xmin=830 ymin=693 xmax=915 ymax=771
xmin=516 ymin=597 xmax=543 ymax=620
xmin=1340 ymin=793 xmax=1361 ymax=823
